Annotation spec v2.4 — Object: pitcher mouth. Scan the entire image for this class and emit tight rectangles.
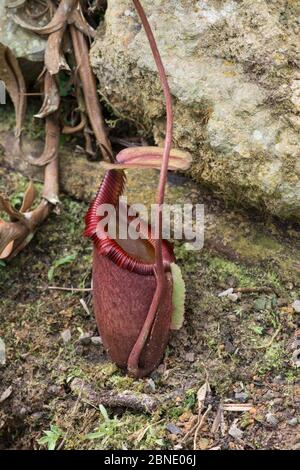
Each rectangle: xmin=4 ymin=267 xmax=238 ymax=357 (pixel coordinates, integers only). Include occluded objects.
xmin=93 ymin=221 xmax=174 ymax=276
xmin=84 ymin=170 xmax=174 ymax=276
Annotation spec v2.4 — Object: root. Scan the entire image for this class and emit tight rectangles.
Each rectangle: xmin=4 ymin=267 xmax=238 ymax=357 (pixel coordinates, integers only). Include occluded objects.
xmin=0 ymin=0 xmax=112 ymax=259
xmin=70 ymin=378 xmax=159 ymax=414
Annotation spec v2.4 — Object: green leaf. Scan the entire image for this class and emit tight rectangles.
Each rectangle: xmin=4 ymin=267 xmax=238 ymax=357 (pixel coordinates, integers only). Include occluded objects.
xmin=85 ymin=430 xmax=106 ymax=440
xmin=37 ymin=425 xmax=62 ymax=450
xmin=0 ymin=260 xmax=6 ymax=267
xmin=48 ymin=253 xmax=77 ymax=281
xmin=251 ymin=325 xmax=264 ymax=335
xmin=99 ymin=404 xmax=109 ymax=422
xmin=170 ymin=263 xmax=185 ymax=330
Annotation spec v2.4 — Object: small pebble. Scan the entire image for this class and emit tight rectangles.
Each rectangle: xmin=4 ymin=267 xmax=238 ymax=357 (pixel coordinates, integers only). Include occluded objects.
xmin=19 ymin=407 xmax=28 ymax=417
xmin=292 ymin=349 xmax=300 ymax=367
xmin=185 ymin=352 xmax=195 ymax=362
xmin=166 ymin=423 xmax=183 ymax=435
xmin=229 ymin=422 xmax=243 ymax=440
xmin=225 ymin=341 xmax=235 ymax=354
xmin=218 ymin=288 xmax=233 ymax=298
xmin=61 ymin=329 xmax=71 ymax=344
xmin=91 ymin=336 xmax=102 ymax=346
xmin=124 ymin=9 xmax=135 ymax=17
xmin=266 ymin=413 xmax=278 ymax=427
xmin=235 ymin=392 xmax=249 ymax=403
xmin=263 ymin=389 xmax=279 ymax=400
xmin=287 ymin=417 xmax=298 ymax=427
xmin=292 ymin=300 xmax=300 ymax=313
xmin=228 ymin=293 xmax=239 ymax=302
xmin=144 ymin=378 xmax=156 ymax=393
xmin=292 ymin=338 xmax=300 ymax=350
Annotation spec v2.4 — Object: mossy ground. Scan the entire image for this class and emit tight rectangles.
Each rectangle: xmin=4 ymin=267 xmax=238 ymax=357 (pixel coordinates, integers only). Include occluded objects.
xmin=0 ymin=152 xmax=299 ymax=450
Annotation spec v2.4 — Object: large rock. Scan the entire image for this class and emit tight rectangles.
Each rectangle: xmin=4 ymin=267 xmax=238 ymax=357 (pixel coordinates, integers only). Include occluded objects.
xmin=90 ymin=0 xmax=300 ymax=222
xmin=0 ymin=0 xmax=46 ymax=61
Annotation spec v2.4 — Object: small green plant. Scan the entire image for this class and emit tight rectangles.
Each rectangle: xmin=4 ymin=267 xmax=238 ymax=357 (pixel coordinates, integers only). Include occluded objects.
xmin=85 ymin=405 xmax=123 ymax=445
xmin=250 ymin=325 xmax=264 ymax=335
xmin=48 ymin=253 xmax=77 ymax=281
xmin=184 ymin=389 xmax=197 ymax=409
xmin=37 ymin=424 xmax=62 ymax=450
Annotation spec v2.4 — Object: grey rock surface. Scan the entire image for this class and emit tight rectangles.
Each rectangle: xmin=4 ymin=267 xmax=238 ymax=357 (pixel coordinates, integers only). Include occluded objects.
xmin=91 ymin=0 xmax=300 ymax=221
xmin=0 ymin=0 xmax=46 ymax=61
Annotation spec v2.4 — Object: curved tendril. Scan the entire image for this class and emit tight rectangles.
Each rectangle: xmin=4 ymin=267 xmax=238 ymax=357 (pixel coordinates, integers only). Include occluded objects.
xmin=127 ymin=0 xmax=174 ymax=376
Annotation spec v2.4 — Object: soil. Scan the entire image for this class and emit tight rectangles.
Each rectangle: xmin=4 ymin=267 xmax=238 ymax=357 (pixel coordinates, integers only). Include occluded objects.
xmin=0 ymin=112 xmax=299 ymax=450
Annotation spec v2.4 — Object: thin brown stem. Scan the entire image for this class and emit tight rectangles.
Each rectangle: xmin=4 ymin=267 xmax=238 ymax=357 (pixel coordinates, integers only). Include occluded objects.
xmin=132 ymin=0 xmax=173 ymax=275
xmin=38 ymin=286 xmax=92 ymax=292
xmin=127 ymin=0 xmax=173 ymax=376
xmin=0 ymin=71 xmax=60 ymax=260
xmin=70 ymin=25 xmax=113 ymax=162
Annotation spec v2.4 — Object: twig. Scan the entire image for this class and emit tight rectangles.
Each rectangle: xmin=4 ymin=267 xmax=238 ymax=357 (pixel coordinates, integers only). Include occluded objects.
xmin=234 ymin=287 xmax=273 ymax=294
xmin=193 ymin=404 xmax=212 ymax=450
xmin=80 ymin=298 xmax=91 ymax=316
xmin=38 ymin=286 xmax=92 ymax=292
xmin=182 ymin=380 xmax=210 ymax=444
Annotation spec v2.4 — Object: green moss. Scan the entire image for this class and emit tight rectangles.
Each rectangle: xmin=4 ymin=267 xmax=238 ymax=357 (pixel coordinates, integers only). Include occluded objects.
xmin=257 ymin=343 xmax=286 ymax=375
xmin=206 ymin=255 xmax=256 ymax=287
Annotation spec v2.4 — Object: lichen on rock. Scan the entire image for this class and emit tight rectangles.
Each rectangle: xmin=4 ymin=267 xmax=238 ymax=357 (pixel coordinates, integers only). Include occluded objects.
xmin=90 ymin=0 xmax=300 ymax=222
xmin=0 ymin=0 xmax=46 ymax=61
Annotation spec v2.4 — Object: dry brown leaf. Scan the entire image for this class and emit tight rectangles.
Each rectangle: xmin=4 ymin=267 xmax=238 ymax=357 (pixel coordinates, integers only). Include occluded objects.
xmin=69 ymin=4 xmax=96 ymax=38
xmin=0 ymin=386 xmax=12 ymax=403
xmin=0 ymin=43 xmax=26 ymax=141
xmin=45 ymin=27 xmax=70 ymax=75
xmin=0 ymin=194 xmax=27 ymax=223
xmin=28 ymin=113 xmax=60 ymax=167
xmin=35 ymin=73 xmax=60 ymax=118
xmin=13 ymin=0 xmax=78 ymax=35
xmin=0 ymin=219 xmax=28 ymax=259
xmin=211 ymin=405 xmax=223 ymax=434
xmin=197 ymin=381 xmax=210 ymax=413
xmin=20 ymin=181 xmax=36 ymax=213
xmin=0 ymin=237 xmax=14 ymax=260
